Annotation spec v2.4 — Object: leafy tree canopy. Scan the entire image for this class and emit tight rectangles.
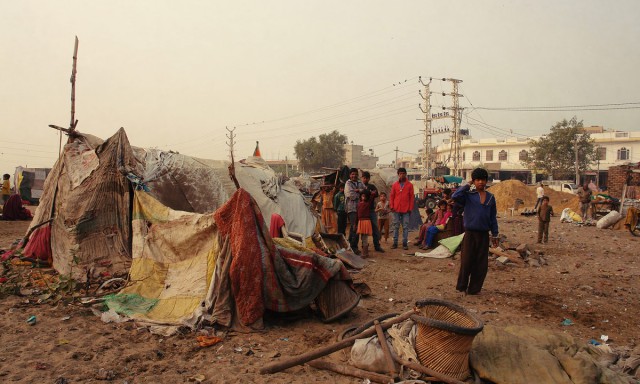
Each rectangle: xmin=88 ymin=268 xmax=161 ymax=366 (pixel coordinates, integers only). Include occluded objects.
xmin=294 ymin=131 xmax=347 ymax=172
xmin=523 ymin=116 xmax=596 ymax=180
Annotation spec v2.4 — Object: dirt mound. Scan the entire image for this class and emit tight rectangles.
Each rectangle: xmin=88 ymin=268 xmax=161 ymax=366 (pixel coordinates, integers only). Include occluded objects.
xmin=489 ymin=180 xmax=580 ymax=213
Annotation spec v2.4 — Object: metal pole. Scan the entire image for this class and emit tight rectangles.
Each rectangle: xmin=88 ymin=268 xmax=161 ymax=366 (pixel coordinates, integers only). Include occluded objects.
xmin=574 ymin=135 xmax=579 ymax=185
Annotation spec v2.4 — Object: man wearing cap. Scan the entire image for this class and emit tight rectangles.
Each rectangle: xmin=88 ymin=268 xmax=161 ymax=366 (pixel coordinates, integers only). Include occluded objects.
xmin=344 ymin=168 xmax=366 ymax=253
xmin=389 ymin=167 xmax=414 ymax=250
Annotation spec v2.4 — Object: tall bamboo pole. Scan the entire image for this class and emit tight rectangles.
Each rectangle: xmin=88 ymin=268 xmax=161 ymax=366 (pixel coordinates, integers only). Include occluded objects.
xmin=69 ymin=36 xmax=79 ymax=132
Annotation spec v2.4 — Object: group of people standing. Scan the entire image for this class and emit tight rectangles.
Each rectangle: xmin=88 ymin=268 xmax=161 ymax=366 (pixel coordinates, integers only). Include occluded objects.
xmin=318 ymin=166 xmax=499 ymax=296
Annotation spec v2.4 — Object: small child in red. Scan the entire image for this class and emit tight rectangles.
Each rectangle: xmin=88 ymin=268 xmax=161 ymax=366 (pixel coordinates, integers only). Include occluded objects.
xmin=357 ymin=192 xmax=373 ymax=257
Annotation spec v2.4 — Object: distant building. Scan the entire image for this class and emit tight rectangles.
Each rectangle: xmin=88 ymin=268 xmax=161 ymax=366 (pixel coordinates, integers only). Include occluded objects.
xmin=344 ymin=143 xmax=378 ymax=169
xmin=433 ymin=126 xmax=640 ymax=185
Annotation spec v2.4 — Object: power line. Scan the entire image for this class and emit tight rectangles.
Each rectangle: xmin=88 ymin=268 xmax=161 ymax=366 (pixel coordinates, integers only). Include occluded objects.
xmin=470 ymin=102 xmax=640 ymax=111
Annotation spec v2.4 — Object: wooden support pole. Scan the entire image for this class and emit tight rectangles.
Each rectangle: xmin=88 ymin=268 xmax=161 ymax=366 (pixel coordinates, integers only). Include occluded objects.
xmin=259 ymin=309 xmax=416 ymax=374
xmin=373 ymin=320 xmax=397 ymax=378
xmin=307 ymin=360 xmax=393 ymax=384
xmin=69 ymin=36 xmax=79 ymax=132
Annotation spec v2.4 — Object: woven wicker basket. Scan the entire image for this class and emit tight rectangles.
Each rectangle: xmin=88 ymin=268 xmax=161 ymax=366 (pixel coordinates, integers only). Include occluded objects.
xmin=314 ymin=279 xmax=360 ymax=323
xmin=412 ymin=298 xmax=484 ymax=380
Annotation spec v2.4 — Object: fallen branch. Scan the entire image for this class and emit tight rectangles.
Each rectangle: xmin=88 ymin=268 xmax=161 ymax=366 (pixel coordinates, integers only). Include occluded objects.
xmin=307 ymin=360 xmax=393 ymax=384
xmin=259 ymin=309 xmax=416 ymax=374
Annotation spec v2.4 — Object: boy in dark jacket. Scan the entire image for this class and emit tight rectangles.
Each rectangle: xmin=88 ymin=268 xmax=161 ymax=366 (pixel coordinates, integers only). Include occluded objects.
xmin=452 ymin=168 xmax=499 ymax=295
xmin=537 ymin=196 xmax=554 ymax=244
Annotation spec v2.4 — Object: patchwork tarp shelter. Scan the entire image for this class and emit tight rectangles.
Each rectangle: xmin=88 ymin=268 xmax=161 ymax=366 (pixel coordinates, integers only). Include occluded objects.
xmin=14 ymin=166 xmax=51 ymax=204
xmin=29 ymin=128 xmax=317 ymax=281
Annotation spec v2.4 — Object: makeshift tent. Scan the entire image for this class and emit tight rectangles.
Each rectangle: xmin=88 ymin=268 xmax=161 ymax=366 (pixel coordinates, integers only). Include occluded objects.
xmin=105 ymin=188 xmax=352 ymax=329
xmin=29 ymin=128 xmax=317 ymax=281
xmin=14 ymin=166 xmax=51 ymax=204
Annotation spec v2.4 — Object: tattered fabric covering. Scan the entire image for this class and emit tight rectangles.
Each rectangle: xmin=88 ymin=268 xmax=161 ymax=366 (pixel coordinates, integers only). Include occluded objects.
xmin=107 ymin=188 xmax=352 ymax=329
xmin=134 ymin=148 xmax=316 ymax=237
xmin=471 ymin=325 xmax=629 ymax=384
xmin=29 ymin=129 xmax=134 ymax=280
xmin=214 ymin=188 xmax=353 ymax=323
xmin=115 ymin=190 xmax=218 ymax=327
xmin=28 ymin=128 xmax=317 ymax=281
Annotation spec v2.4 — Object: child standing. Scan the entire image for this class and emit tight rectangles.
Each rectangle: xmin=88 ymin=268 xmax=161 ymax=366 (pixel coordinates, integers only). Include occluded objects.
xmin=333 ymin=183 xmax=347 ymax=236
xmin=357 ymin=192 xmax=373 ymax=257
xmin=537 ymin=196 xmax=554 ymax=243
xmin=375 ymin=192 xmax=390 ymax=243
xmin=320 ymin=185 xmax=337 ymax=234
xmin=2 ymin=174 xmax=11 ymax=204
xmin=452 ymin=168 xmax=499 ymax=295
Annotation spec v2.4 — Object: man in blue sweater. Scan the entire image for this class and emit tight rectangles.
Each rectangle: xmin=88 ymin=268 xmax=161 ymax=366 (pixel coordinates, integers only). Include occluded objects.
xmin=452 ymin=168 xmax=499 ymax=295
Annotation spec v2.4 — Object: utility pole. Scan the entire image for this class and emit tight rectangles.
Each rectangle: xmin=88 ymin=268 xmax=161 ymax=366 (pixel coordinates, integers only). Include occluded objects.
xmin=394 ymin=146 xmax=399 ymax=168
xmin=419 ymin=76 xmax=432 ymax=179
xmin=443 ymin=78 xmax=463 ymax=176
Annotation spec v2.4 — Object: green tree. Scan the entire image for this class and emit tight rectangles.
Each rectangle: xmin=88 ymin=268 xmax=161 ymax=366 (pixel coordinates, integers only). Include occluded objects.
xmin=523 ymin=116 xmax=596 ymax=180
xmin=294 ymin=131 xmax=347 ymax=171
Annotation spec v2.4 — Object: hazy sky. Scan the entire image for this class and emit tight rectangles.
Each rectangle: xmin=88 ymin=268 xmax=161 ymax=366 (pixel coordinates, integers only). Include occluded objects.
xmin=2 ymin=1 xmax=639 ymax=174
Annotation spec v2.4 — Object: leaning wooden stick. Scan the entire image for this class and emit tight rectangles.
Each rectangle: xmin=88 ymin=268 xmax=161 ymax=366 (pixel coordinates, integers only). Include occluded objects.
xmin=373 ymin=320 xmax=397 ymax=378
xmin=20 ymin=218 xmax=54 ymax=249
xmin=393 ymin=355 xmax=466 ymax=384
xmin=259 ymin=309 xmax=416 ymax=374
xmin=307 ymin=360 xmax=393 ymax=384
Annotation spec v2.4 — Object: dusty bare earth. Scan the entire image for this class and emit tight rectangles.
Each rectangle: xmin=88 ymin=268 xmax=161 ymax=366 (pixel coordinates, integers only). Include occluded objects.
xmin=1 ymin=198 xmax=639 ymax=383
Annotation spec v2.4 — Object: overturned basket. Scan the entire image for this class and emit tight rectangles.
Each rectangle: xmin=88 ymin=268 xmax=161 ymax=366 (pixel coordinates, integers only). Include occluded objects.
xmin=412 ymin=298 xmax=484 ymax=380
xmin=314 ymin=279 xmax=360 ymax=323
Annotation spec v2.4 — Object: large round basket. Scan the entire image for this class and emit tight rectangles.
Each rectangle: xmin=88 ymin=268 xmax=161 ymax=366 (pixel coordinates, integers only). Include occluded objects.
xmin=412 ymin=298 xmax=484 ymax=380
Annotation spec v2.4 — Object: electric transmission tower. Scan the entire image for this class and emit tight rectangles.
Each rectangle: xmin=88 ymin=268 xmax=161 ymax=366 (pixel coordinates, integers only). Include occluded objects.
xmin=418 ymin=77 xmax=464 ymax=178
xmin=418 ymin=76 xmax=432 ymax=179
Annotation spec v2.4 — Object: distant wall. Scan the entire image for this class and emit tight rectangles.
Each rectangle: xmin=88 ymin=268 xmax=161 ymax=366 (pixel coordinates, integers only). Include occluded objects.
xmin=607 ymin=163 xmax=640 ymax=198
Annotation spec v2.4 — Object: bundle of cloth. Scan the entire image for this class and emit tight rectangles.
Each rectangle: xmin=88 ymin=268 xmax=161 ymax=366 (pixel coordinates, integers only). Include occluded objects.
xmin=1 ymin=194 xmax=32 ymax=220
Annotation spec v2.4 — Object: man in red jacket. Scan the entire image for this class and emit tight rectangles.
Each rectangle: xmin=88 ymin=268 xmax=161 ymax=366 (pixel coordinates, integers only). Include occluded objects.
xmin=389 ymin=167 xmax=414 ymax=250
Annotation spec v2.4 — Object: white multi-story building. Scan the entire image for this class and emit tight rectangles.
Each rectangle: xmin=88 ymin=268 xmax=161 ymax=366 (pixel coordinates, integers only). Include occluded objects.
xmin=433 ymin=126 xmax=640 ymax=186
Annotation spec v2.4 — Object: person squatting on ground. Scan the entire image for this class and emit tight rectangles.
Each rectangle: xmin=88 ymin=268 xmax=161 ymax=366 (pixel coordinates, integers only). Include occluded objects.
xmin=414 ymin=207 xmax=436 ymax=246
xmin=2 ymin=174 xmax=10 ymax=204
xmin=361 ymin=171 xmax=385 ymax=253
xmin=345 ymin=168 xmax=366 ymax=253
xmin=452 ymin=168 xmax=499 ymax=295
xmin=389 ymin=167 xmax=414 ymax=250
xmin=534 ymin=182 xmax=545 ymax=211
xmin=537 ymin=196 xmax=554 ymax=243
xmin=356 ymin=191 xmax=373 ymax=257
xmin=333 ymin=183 xmax=347 ymax=236
xmin=577 ymin=183 xmax=592 ymax=221
xmin=423 ymin=201 xmax=453 ymax=249
xmin=376 ymin=192 xmax=390 ymax=243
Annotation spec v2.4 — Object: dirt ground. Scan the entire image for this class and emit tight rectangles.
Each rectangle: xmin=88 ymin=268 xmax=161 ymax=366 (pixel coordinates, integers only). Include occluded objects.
xmin=1 ymin=202 xmax=639 ymax=383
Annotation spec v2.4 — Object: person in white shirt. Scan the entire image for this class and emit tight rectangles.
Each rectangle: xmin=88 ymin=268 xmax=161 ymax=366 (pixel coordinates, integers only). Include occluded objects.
xmin=534 ymin=182 xmax=544 ymax=211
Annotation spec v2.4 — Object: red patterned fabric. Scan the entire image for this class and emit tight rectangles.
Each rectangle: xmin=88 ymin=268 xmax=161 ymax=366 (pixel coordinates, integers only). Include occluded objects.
xmin=214 ymin=189 xmax=266 ymax=326
xmin=23 ymin=225 xmax=52 ymax=263
xmin=269 ymin=213 xmax=286 ymax=238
